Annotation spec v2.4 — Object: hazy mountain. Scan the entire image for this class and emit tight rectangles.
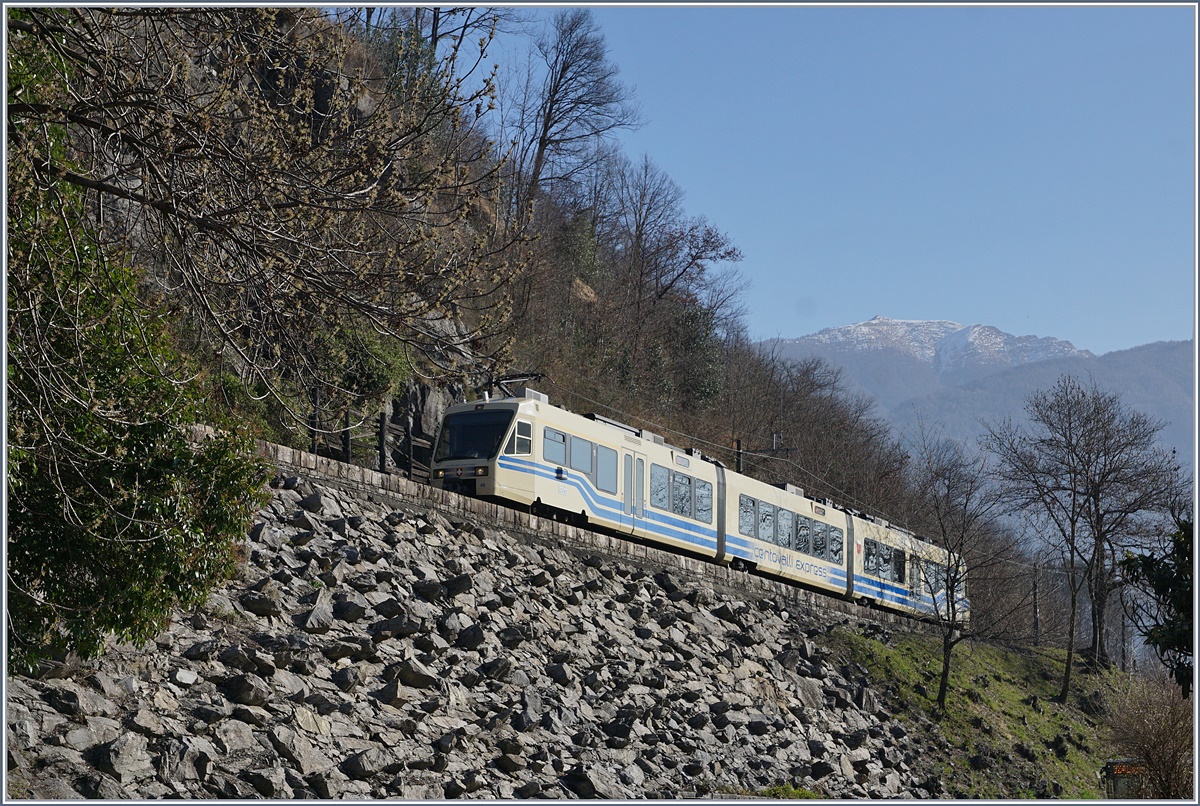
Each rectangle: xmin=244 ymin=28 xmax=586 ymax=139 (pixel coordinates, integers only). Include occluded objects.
xmin=764 ymin=317 xmax=1193 ymax=461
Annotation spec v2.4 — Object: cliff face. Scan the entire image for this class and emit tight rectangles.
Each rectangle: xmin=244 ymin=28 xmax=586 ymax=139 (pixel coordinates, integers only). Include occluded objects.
xmin=5 ymin=446 xmax=960 ymax=800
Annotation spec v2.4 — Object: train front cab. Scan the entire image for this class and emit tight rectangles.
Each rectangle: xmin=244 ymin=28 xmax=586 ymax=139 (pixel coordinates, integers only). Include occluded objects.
xmin=430 ymin=390 xmax=723 ymax=561
xmin=430 ymin=396 xmax=537 ymax=505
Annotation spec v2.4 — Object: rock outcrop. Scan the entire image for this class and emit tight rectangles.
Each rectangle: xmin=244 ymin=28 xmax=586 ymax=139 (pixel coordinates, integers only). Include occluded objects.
xmin=7 ymin=463 xmax=950 ymax=799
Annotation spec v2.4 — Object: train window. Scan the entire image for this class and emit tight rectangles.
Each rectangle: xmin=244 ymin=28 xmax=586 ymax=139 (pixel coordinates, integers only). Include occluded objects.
xmin=828 ymin=526 xmax=844 ymax=564
xmin=811 ymin=521 xmax=828 ymax=560
xmin=596 ymin=445 xmax=618 ymax=494
xmin=505 ymin=420 xmax=533 ymax=456
xmin=877 ymin=543 xmax=894 ymax=581
xmin=923 ymin=561 xmax=946 ymax=595
xmin=544 ymin=428 xmax=566 ymax=465
xmin=758 ymin=502 xmax=775 ymax=543
xmin=795 ymin=515 xmax=811 ymax=554
xmin=570 ymin=436 xmax=593 ymax=474
xmin=695 ymin=479 xmax=713 ymax=524
xmin=672 ymin=473 xmax=693 ymax=518
xmin=738 ymin=495 xmax=756 ymax=537
xmin=777 ymin=509 xmax=794 ymax=549
xmin=650 ymin=464 xmax=670 ymax=510
xmin=864 ymin=539 xmax=881 ymax=576
xmin=435 ymin=410 xmax=515 ymax=461
xmin=892 ymin=549 xmax=906 ymax=584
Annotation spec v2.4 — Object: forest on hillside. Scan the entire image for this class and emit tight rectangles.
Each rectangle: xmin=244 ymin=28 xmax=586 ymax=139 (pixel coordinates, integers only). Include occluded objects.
xmin=6 ymin=7 xmax=1190 ymax=751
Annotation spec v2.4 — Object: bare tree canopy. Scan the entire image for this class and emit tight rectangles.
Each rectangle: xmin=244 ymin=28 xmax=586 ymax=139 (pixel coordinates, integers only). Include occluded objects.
xmin=983 ymin=375 xmax=1185 ymax=700
xmin=6 ymin=7 xmax=525 ymax=666
xmin=503 ymin=7 xmax=642 ymax=219
xmin=1105 ymin=672 xmax=1194 ymax=798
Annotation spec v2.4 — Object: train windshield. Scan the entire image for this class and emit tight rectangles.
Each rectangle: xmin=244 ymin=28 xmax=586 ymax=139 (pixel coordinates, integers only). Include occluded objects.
xmin=433 ymin=410 xmax=515 ymax=462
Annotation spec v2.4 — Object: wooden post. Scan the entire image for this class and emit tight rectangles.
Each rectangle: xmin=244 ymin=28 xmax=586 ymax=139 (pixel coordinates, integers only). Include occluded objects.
xmin=309 ymin=388 xmax=319 ymax=454
xmin=405 ymin=421 xmax=414 ymax=480
xmin=342 ymin=410 xmax=352 ymax=462
xmin=378 ymin=404 xmax=389 ymax=474
xmin=735 ymin=438 xmax=743 ymax=474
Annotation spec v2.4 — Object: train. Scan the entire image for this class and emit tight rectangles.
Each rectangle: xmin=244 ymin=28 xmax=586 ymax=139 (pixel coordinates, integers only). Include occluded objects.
xmin=429 ymin=388 xmax=968 ymax=623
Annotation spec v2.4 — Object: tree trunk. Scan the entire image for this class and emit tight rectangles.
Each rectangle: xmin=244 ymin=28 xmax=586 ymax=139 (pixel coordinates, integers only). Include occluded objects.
xmin=1058 ymin=582 xmax=1079 ymax=703
xmin=1087 ymin=547 xmax=1112 ymax=668
xmin=937 ymin=633 xmax=955 ymax=711
xmin=1032 ymin=567 xmax=1041 ymax=646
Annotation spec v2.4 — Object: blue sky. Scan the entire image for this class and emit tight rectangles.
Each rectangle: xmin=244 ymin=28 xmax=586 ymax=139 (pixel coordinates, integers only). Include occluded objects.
xmin=530 ymin=4 xmax=1200 ymax=356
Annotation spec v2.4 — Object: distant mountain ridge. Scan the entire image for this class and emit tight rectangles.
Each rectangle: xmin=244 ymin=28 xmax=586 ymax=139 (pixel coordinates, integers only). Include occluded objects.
xmin=763 ymin=317 xmax=1192 ymax=461
xmin=778 ymin=315 xmax=1093 ymax=387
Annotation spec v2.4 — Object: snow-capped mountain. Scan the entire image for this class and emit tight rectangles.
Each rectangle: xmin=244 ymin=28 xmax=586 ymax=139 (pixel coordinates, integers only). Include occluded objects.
xmin=800 ymin=316 xmax=965 ymax=364
xmin=761 ymin=318 xmax=1191 ymax=461
xmin=785 ymin=316 xmax=1092 ymax=383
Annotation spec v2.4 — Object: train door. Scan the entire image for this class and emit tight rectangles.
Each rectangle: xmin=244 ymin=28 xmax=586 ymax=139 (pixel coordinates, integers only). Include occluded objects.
xmin=500 ymin=418 xmax=535 ymax=496
xmin=621 ymin=452 xmax=646 ymax=534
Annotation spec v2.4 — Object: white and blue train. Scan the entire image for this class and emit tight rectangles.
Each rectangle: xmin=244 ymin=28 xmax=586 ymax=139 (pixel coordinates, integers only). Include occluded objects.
xmin=430 ymin=388 xmax=968 ymax=623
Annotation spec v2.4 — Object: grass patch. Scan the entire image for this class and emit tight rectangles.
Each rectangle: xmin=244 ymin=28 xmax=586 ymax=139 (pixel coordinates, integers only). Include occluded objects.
xmin=822 ymin=626 xmax=1113 ymax=799
xmin=761 ymin=782 xmax=822 ymax=798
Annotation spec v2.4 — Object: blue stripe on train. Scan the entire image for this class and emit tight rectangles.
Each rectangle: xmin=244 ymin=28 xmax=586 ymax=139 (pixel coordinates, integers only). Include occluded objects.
xmin=494 ymin=458 xmax=957 ymax=615
xmin=496 ymin=456 xmax=719 ymax=554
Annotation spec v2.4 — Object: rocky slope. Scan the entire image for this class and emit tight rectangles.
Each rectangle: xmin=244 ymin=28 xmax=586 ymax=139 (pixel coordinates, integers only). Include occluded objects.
xmin=6 ymin=463 xmax=957 ymax=800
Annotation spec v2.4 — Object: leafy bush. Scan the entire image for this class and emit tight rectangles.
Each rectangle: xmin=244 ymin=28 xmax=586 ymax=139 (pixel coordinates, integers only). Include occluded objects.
xmin=7 ymin=89 xmax=267 ymax=669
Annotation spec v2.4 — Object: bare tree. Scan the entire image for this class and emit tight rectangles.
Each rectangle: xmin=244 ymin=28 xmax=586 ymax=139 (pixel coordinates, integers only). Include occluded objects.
xmin=983 ymin=375 xmax=1183 ymax=701
xmin=1105 ymin=671 xmax=1195 ymax=798
xmin=504 ymin=8 xmax=642 ymax=220
xmin=907 ymin=425 xmax=1025 ymax=711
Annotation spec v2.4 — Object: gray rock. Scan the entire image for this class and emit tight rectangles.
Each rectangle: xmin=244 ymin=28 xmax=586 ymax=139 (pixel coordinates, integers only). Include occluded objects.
xmin=157 ymin=735 xmax=217 ymax=782
xmin=342 ymin=747 xmax=403 ymax=780
xmin=243 ymin=767 xmax=292 ymax=798
xmin=223 ymin=673 xmax=272 ymax=706
xmin=561 ymin=763 xmax=629 ymax=799
xmin=214 ymin=719 xmax=257 ymax=753
xmin=306 ymin=768 xmax=351 ymax=798
xmin=369 ymin=615 xmax=422 ymax=640
xmin=302 ymin=590 xmax=336 ymax=634
xmin=331 ymin=665 xmax=361 ymax=693
xmin=43 ymin=681 xmax=119 ymax=718
xmin=333 ymin=591 xmax=370 ymax=622
xmin=268 ymin=725 xmax=335 ymax=776
xmin=96 ymin=733 xmax=156 ymax=783
xmin=374 ymin=679 xmax=413 ymax=708
xmin=298 ymin=492 xmax=325 ymax=514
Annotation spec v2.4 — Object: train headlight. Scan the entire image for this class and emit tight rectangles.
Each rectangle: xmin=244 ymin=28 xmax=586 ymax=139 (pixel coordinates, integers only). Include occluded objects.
xmin=474 ymin=466 xmax=489 ymax=477
xmin=433 ymin=469 xmax=446 ymax=479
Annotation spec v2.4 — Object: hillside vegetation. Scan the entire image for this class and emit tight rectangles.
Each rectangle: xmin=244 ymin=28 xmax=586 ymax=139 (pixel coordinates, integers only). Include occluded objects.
xmin=823 ymin=629 xmax=1117 ymax=799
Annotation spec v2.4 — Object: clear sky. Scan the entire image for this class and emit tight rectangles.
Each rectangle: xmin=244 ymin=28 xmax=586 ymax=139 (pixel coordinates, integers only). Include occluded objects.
xmin=530 ymin=3 xmax=1200 ymax=356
